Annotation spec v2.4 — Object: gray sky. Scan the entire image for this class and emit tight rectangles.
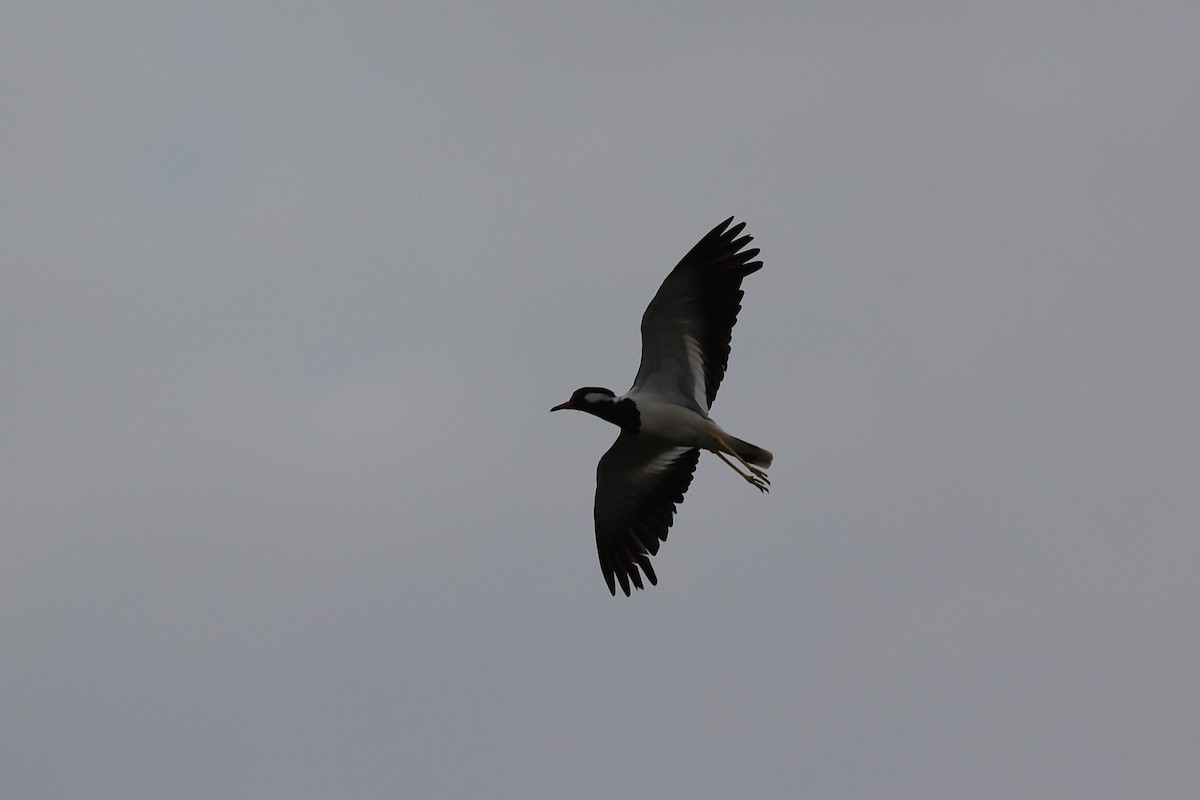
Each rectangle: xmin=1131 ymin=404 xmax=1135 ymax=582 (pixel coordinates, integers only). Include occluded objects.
xmin=4 ymin=2 xmax=1199 ymax=798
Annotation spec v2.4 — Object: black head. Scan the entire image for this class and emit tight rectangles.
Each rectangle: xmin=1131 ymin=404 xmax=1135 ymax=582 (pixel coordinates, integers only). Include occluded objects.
xmin=551 ymin=387 xmax=640 ymax=433
xmin=550 ymin=387 xmax=616 ymax=412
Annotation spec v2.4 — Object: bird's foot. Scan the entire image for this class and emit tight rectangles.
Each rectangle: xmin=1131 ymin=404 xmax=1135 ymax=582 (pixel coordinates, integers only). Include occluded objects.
xmin=715 ymin=449 xmax=771 ymax=492
xmin=743 ymin=472 xmax=770 ymax=493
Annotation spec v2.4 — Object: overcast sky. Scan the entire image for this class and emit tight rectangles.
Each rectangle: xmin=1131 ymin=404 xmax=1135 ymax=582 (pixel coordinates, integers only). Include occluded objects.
xmin=3 ymin=2 xmax=1199 ymax=798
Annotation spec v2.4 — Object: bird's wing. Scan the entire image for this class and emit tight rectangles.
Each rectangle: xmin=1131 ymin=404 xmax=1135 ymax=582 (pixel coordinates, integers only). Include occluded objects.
xmin=630 ymin=217 xmax=762 ymax=413
xmin=594 ymin=434 xmax=701 ymax=596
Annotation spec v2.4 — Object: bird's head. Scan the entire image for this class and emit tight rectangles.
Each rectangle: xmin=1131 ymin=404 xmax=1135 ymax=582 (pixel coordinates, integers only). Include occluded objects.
xmin=552 ymin=387 xmax=640 ymax=432
xmin=551 ymin=387 xmax=617 ymax=413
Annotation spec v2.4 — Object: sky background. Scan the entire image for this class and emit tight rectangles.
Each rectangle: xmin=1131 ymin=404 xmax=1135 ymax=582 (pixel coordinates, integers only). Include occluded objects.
xmin=3 ymin=2 xmax=1199 ymax=798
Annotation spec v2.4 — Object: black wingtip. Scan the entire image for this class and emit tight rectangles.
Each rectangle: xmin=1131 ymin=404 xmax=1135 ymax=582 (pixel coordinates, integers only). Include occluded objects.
xmin=709 ymin=216 xmax=739 ymax=237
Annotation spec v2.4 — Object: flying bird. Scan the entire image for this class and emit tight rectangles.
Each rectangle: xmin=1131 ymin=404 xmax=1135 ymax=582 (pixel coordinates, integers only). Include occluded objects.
xmin=552 ymin=217 xmax=772 ymax=595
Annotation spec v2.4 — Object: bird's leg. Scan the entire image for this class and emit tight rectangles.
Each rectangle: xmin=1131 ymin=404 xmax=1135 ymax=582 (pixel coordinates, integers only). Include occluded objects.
xmin=710 ymin=450 xmax=768 ymax=494
xmin=708 ymin=431 xmax=771 ymax=485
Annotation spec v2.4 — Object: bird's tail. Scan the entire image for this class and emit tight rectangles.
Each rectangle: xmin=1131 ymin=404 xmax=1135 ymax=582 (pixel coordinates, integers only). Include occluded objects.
xmin=729 ymin=436 xmax=773 ymax=469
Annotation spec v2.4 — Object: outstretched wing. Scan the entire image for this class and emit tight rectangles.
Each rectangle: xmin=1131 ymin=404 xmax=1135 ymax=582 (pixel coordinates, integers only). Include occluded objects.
xmin=631 ymin=217 xmax=762 ymax=413
xmin=594 ymin=434 xmax=701 ymax=596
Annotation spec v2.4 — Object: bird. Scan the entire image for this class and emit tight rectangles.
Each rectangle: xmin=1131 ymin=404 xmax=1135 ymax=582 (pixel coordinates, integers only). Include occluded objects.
xmin=552 ymin=217 xmax=772 ymax=595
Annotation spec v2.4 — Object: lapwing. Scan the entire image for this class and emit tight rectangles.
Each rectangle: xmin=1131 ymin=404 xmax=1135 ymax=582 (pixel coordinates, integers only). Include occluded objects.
xmin=552 ymin=217 xmax=772 ymax=595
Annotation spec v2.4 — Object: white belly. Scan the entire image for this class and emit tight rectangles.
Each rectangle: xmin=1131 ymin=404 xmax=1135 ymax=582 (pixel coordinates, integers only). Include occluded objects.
xmin=630 ymin=398 xmax=720 ymax=449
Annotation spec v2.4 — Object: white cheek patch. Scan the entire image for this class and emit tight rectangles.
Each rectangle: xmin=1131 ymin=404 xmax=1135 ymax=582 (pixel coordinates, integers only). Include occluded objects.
xmin=583 ymin=392 xmax=612 ymax=404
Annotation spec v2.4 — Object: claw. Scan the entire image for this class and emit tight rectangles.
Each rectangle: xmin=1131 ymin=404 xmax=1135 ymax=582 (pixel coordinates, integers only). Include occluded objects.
xmin=741 ymin=472 xmax=769 ymax=493
xmin=715 ymin=448 xmax=772 ymax=493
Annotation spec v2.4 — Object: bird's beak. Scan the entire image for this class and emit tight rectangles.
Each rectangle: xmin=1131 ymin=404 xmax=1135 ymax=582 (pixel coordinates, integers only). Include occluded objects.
xmin=550 ymin=399 xmax=573 ymax=412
